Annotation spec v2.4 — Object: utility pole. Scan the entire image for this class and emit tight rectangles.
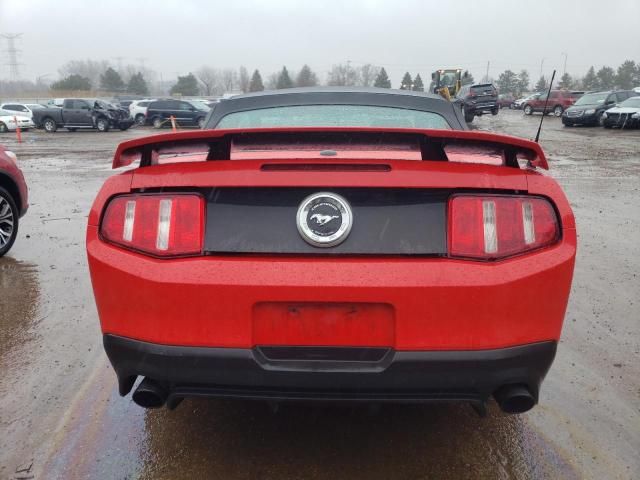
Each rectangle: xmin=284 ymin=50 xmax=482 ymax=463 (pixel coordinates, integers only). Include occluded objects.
xmin=1 ymin=33 xmax=24 ymax=81
xmin=561 ymin=52 xmax=568 ymax=76
xmin=485 ymin=61 xmax=490 ymax=83
xmin=540 ymin=58 xmax=545 ymax=79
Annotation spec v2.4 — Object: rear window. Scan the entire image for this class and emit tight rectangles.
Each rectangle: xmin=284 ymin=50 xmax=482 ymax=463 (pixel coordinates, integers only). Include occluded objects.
xmin=216 ymin=105 xmax=451 ymax=129
xmin=574 ymin=93 xmax=608 ymax=105
xmin=471 ymin=84 xmax=496 ymax=94
xmin=150 ymin=101 xmax=170 ymax=109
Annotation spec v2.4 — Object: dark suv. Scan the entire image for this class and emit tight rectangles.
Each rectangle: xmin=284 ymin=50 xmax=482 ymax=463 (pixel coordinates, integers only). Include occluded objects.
xmin=145 ymin=99 xmax=210 ymax=129
xmin=456 ymin=84 xmax=498 ymax=123
xmin=562 ymin=90 xmax=638 ymax=126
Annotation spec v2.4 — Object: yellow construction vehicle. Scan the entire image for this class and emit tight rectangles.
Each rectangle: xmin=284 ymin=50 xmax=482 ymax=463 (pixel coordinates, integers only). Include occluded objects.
xmin=432 ymin=69 xmax=468 ymax=100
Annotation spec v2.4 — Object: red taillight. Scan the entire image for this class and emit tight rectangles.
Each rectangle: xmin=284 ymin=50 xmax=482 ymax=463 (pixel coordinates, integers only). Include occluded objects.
xmin=101 ymin=194 xmax=204 ymax=257
xmin=448 ymin=195 xmax=559 ymax=260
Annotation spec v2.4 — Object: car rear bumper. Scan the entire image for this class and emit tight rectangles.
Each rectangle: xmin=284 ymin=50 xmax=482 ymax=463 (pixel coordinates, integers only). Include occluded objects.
xmin=466 ymin=102 xmax=498 ymax=113
xmin=2 ymin=121 xmax=34 ymax=131
xmin=115 ymin=119 xmax=134 ymax=128
xmin=87 ymin=226 xmax=576 ymax=350
xmin=562 ymin=114 xmax=598 ymax=125
xmin=104 ymin=333 xmax=557 ymax=406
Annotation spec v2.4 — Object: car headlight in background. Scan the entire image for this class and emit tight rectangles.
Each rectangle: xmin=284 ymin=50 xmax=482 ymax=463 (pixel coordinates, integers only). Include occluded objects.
xmin=632 ymin=112 xmax=640 ymax=119
xmin=602 ymin=113 xmax=608 ymax=119
xmin=584 ymin=109 xmax=596 ymax=115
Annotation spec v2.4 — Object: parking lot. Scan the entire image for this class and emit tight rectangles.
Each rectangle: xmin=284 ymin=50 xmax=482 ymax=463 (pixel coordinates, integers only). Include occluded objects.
xmin=0 ymin=109 xmax=638 ymax=479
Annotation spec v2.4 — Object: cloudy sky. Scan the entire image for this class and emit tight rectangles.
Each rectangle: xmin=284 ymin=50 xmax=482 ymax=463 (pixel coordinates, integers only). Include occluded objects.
xmin=1 ymin=0 xmax=639 ymax=85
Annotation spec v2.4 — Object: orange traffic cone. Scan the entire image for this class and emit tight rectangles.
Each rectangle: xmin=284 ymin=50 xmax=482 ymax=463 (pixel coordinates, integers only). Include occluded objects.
xmin=170 ymin=115 xmax=177 ymax=132
xmin=14 ymin=116 xmax=22 ymax=143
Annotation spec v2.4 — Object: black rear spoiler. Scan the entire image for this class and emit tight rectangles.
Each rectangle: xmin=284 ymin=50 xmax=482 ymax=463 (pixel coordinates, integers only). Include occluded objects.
xmin=113 ymin=127 xmax=548 ymax=170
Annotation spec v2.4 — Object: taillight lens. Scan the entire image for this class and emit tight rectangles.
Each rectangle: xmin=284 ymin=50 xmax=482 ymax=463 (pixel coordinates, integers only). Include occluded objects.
xmin=448 ymin=195 xmax=559 ymax=260
xmin=101 ymin=194 xmax=204 ymax=257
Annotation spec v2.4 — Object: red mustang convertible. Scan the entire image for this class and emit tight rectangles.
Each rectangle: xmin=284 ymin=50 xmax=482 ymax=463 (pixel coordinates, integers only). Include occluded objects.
xmin=87 ymin=88 xmax=576 ymax=415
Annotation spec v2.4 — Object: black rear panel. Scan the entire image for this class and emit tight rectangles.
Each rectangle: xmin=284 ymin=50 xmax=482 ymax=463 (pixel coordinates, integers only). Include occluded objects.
xmin=204 ymin=188 xmax=447 ymax=255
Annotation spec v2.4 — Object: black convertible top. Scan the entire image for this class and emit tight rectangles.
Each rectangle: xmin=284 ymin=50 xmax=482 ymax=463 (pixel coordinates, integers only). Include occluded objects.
xmin=204 ymin=87 xmax=467 ymax=130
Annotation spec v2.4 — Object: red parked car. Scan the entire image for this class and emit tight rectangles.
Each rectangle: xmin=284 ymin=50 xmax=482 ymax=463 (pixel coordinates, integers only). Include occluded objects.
xmin=0 ymin=145 xmax=28 ymax=256
xmin=88 ymin=88 xmax=576 ymax=415
xmin=523 ymin=90 xmax=581 ymax=117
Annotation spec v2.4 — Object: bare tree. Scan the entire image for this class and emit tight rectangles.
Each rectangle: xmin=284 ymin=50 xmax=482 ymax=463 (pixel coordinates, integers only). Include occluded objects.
xmin=265 ymin=72 xmax=279 ymax=90
xmin=221 ymin=69 xmax=237 ymax=93
xmin=120 ymin=64 xmax=156 ymax=85
xmin=359 ymin=64 xmax=380 ymax=87
xmin=327 ymin=63 xmax=360 ymax=86
xmin=238 ymin=66 xmax=250 ymax=93
xmin=58 ymin=59 xmax=110 ymax=89
xmin=196 ymin=66 xmax=219 ymax=96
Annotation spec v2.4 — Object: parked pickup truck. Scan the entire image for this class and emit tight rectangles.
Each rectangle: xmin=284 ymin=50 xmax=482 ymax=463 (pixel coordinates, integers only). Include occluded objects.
xmin=32 ymin=98 xmax=134 ymax=133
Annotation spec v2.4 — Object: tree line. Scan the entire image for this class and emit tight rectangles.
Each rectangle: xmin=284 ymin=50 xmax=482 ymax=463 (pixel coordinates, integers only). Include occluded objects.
xmin=1 ymin=59 xmax=638 ymax=98
xmin=496 ymin=60 xmax=639 ymax=96
xmin=37 ymin=61 xmax=428 ymax=96
xmin=176 ymin=64 xmax=398 ymax=96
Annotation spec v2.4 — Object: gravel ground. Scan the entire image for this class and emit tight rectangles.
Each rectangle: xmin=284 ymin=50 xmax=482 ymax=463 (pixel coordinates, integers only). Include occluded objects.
xmin=0 ymin=111 xmax=638 ymax=479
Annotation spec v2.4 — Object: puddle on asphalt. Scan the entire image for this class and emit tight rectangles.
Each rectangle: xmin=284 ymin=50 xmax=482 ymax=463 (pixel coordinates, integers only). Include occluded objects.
xmin=135 ymin=400 xmax=578 ymax=479
xmin=39 ymin=374 xmax=580 ymax=480
xmin=0 ymin=258 xmax=41 ymax=372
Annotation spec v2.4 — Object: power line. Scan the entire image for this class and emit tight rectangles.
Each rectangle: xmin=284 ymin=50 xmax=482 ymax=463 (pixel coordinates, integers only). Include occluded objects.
xmin=1 ymin=33 xmax=24 ymax=81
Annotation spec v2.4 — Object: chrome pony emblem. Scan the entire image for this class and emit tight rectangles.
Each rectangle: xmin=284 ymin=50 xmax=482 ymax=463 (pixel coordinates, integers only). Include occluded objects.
xmin=296 ymin=193 xmax=353 ymax=247
xmin=310 ymin=213 xmax=339 ymax=225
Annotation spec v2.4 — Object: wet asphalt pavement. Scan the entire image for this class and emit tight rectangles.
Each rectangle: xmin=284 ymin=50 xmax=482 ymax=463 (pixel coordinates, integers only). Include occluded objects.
xmin=0 ymin=110 xmax=638 ymax=479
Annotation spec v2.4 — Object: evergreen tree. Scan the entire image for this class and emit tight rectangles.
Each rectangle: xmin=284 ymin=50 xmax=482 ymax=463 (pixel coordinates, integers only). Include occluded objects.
xmin=100 ymin=67 xmax=125 ymax=92
xmin=534 ymin=76 xmax=548 ymax=91
xmin=615 ymin=60 xmax=636 ymax=89
xmin=517 ymin=70 xmax=530 ymax=94
xmin=127 ymin=72 xmax=149 ymax=95
xmin=596 ymin=66 xmax=616 ymax=90
xmin=413 ymin=74 xmax=424 ymax=92
xmin=497 ymin=70 xmax=519 ymax=94
xmin=373 ymin=67 xmax=391 ymax=88
xmin=461 ymin=70 xmax=475 ymax=86
xmin=558 ymin=72 xmax=573 ymax=90
xmin=400 ymin=72 xmax=413 ymax=90
xmin=276 ymin=66 xmax=294 ymax=89
xmin=296 ymin=64 xmax=318 ymax=87
xmin=249 ymin=69 xmax=264 ymax=92
xmin=51 ymin=74 xmax=91 ymax=91
xmin=634 ymin=64 xmax=640 ymax=87
xmin=583 ymin=66 xmax=598 ymax=90
xmin=170 ymin=73 xmax=200 ymax=96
